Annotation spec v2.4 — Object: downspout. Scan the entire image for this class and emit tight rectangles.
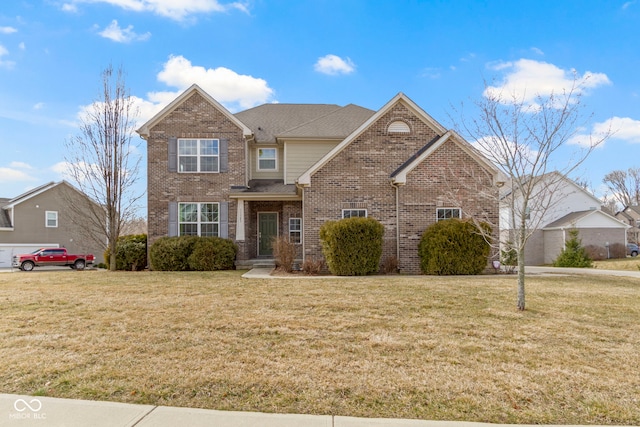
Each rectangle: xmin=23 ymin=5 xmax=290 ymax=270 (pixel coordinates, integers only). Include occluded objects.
xmin=391 ymin=180 xmax=400 ymax=269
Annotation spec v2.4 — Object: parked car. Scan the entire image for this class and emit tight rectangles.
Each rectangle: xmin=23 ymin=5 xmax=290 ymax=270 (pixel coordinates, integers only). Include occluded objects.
xmin=12 ymin=248 xmax=95 ymax=271
xmin=628 ymin=243 xmax=639 ymax=257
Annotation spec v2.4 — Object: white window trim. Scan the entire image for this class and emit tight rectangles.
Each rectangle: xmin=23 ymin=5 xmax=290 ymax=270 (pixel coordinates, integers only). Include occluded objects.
xmin=289 ymin=217 xmax=302 ymax=244
xmin=45 ymin=211 xmax=58 ymax=228
xmin=342 ymin=209 xmax=368 ymax=219
xmin=436 ymin=208 xmax=461 ymax=221
xmin=178 ymin=202 xmax=220 ymax=237
xmin=257 ymin=147 xmax=278 ymax=171
xmin=178 ymin=138 xmax=220 ymax=173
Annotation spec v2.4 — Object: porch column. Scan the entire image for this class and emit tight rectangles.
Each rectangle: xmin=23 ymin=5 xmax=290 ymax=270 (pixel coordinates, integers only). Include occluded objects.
xmin=236 ymin=199 xmax=245 ymax=241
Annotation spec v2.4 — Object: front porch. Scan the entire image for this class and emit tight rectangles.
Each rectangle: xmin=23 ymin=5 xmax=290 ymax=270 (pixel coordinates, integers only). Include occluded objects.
xmin=230 ymin=180 xmax=303 ymax=264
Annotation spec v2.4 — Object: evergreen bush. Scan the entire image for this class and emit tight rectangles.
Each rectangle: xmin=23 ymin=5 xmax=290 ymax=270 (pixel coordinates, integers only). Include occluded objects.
xmin=319 ymin=217 xmax=384 ymax=276
xmin=418 ymin=219 xmax=491 ymax=275
xmin=187 ymin=237 xmax=237 ymax=271
xmin=104 ymin=234 xmax=147 ymax=271
xmin=553 ymin=229 xmax=592 ymax=268
xmin=149 ymin=236 xmax=198 ymax=271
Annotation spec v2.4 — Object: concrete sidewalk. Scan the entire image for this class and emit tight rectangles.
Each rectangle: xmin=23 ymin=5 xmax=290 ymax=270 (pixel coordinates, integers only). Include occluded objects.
xmin=2 ymin=394 xmax=633 ymax=427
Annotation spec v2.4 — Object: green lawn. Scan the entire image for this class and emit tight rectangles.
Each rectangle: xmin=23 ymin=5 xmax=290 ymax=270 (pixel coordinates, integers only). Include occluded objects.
xmin=0 ymin=270 xmax=638 ymax=424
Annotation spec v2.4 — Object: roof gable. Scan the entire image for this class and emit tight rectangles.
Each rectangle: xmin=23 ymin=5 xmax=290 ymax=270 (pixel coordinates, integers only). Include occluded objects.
xmin=136 ymin=84 xmax=252 ymax=139
xmin=391 ymin=130 xmax=500 ymax=185
xmin=298 ymin=93 xmax=449 ymax=186
xmin=544 ymin=209 xmax=629 ymax=229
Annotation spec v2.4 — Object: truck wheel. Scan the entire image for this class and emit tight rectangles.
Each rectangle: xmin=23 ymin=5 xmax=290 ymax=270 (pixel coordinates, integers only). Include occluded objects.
xmin=21 ymin=261 xmax=35 ymax=272
xmin=74 ymin=259 xmax=86 ymax=270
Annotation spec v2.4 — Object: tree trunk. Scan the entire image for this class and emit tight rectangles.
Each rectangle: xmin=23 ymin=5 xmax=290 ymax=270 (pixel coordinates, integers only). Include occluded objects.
xmin=517 ymin=246 xmax=526 ymax=310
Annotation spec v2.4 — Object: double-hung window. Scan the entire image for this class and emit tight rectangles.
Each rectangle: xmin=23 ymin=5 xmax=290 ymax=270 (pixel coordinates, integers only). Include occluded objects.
xmin=45 ymin=211 xmax=58 ymax=228
xmin=289 ymin=218 xmax=302 ymax=244
xmin=257 ymin=148 xmax=277 ymax=170
xmin=179 ymin=139 xmax=219 ymax=172
xmin=342 ymin=209 xmax=367 ymax=219
xmin=436 ymin=208 xmax=461 ymax=221
xmin=179 ymin=203 xmax=219 ymax=237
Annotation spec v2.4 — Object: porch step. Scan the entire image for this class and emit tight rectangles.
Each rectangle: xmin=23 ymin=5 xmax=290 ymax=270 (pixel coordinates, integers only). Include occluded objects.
xmin=235 ymin=259 xmax=276 ymax=269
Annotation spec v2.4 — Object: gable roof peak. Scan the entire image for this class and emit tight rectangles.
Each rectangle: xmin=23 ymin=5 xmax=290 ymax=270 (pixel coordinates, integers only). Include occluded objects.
xmin=136 ymin=84 xmax=252 ymax=139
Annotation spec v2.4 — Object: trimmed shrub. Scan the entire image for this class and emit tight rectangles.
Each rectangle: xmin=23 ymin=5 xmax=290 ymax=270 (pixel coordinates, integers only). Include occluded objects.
xmin=104 ymin=234 xmax=147 ymax=271
xmin=418 ymin=219 xmax=491 ymax=275
xmin=188 ymin=237 xmax=237 ymax=271
xmin=272 ymin=236 xmax=297 ymax=273
xmin=149 ymin=236 xmax=198 ymax=271
xmin=553 ymin=229 xmax=592 ymax=268
xmin=319 ymin=217 xmax=384 ymax=276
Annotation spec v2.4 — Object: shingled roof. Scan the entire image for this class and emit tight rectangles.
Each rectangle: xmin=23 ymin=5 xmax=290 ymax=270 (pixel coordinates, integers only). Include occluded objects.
xmin=234 ymin=103 xmax=375 ymax=143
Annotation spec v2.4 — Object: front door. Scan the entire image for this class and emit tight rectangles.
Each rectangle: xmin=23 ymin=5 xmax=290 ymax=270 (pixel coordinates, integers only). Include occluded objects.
xmin=258 ymin=212 xmax=278 ymax=256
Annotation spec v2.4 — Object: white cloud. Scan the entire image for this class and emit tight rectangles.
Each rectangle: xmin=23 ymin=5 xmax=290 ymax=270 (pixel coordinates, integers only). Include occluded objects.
xmin=152 ymin=55 xmax=275 ymax=112
xmin=0 ymin=167 xmax=36 ymax=183
xmin=18 ymin=42 xmax=25 ymax=50
xmin=530 ymin=47 xmax=544 ymax=56
xmin=9 ymin=161 xmax=33 ymax=169
xmin=314 ymin=54 xmax=356 ymax=75
xmin=0 ymin=26 xmax=17 ymax=34
xmin=0 ymin=44 xmax=15 ymax=69
xmin=33 ymin=102 xmax=45 ymax=110
xmin=62 ymin=0 xmax=248 ymax=21
xmin=570 ymin=116 xmax=640 ymax=147
xmin=484 ymin=59 xmax=611 ymax=107
xmin=74 ymin=55 xmax=275 ymax=128
xmin=98 ymin=20 xmax=150 ymax=43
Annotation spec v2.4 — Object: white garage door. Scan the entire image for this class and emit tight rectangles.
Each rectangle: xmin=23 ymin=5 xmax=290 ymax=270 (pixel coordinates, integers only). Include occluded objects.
xmin=0 ymin=244 xmax=59 ymax=268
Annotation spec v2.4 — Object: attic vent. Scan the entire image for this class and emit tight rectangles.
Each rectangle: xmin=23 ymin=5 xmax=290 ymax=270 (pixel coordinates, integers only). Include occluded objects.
xmin=388 ymin=120 xmax=411 ymax=133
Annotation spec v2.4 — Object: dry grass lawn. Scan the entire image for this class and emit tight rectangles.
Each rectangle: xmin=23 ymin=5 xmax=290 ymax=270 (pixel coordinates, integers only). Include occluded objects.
xmin=593 ymin=257 xmax=640 ymax=271
xmin=0 ymin=270 xmax=639 ymax=424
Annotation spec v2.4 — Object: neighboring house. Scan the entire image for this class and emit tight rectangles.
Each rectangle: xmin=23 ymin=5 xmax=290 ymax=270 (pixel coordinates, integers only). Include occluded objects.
xmin=501 ymin=172 xmax=629 ymax=265
xmin=138 ymin=85 xmax=501 ymax=274
xmin=0 ymin=181 xmax=105 ymax=267
xmin=614 ymin=206 xmax=640 ymax=244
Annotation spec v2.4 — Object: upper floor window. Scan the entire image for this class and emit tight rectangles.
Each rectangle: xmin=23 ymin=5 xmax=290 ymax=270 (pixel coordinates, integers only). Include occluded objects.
xmin=179 ymin=139 xmax=219 ymax=172
xmin=257 ymin=148 xmax=277 ymax=170
xmin=342 ymin=209 xmax=367 ymax=219
xmin=437 ymin=208 xmax=461 ymax=221
xmin=179 ymin=203 xmax=219 ymax=237
xmin=45 ymin=211 xmax=58 ymax=228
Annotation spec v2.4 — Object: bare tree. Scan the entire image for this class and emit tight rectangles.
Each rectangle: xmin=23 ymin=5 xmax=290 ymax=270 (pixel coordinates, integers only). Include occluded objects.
xmin=603 ymin=167 xmax=640 ymax=209
xmin=64 ymin=64 xmax=142 ymax=271
xmin=453 ymin=77 xmax=608 ymax=310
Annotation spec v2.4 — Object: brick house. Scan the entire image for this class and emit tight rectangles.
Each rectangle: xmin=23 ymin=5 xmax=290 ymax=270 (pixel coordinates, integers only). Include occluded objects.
xmin=138 ymin=85 xmax=501 ymax=274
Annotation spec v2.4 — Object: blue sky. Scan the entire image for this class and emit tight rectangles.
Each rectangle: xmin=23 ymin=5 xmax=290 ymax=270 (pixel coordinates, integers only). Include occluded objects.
xmin=1 ymin=0 xmax=639 ymax=208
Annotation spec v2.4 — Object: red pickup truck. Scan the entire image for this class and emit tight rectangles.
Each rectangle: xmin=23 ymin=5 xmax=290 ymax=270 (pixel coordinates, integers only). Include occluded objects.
xmin=12 ymin=248 xmax=95 ymax=271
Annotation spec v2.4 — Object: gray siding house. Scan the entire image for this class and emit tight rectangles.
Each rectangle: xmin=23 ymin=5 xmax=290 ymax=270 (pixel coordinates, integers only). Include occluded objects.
xmin=0 ymin=181 xmax=105 ymax=267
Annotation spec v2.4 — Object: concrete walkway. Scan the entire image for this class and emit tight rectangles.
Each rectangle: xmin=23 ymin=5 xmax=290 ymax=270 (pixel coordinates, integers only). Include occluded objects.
xmin=1 ymin=394 xmax=634 ymax=427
